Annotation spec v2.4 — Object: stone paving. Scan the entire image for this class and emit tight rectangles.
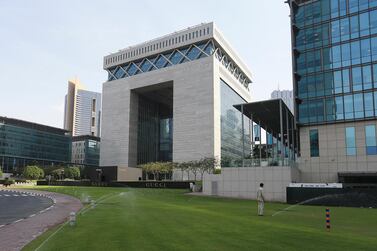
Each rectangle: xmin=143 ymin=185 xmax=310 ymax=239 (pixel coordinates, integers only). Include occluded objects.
xmin=0 ymin=188 xmax=82 ymax=251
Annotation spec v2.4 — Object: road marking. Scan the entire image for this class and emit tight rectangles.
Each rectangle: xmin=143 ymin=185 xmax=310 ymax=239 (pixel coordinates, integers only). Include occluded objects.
xmin=29 ymin=214 xmax=36 ymax=218
xmin=14 ymin=219 xmax=23 ymax=223
xmin=4 ymin=194 xmax=10 ymax=197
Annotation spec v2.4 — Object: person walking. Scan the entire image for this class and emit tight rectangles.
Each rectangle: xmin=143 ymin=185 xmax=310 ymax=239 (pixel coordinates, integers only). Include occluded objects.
xmin=257 ymin=183 xmax=265 ymax=216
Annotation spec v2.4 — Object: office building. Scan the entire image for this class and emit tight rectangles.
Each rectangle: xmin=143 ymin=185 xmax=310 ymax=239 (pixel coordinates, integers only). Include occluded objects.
xmin=101 ymin=22 xmax=253 ymax=180
xmin=0 ymin=116 xmax=71 ymax=173
xmin=288 ymin=0 xmax=377 ymax=182
xmin=71 ymin=135 xmax=100 ymax=166
xmin=64 ymin=78 xmax=102 ymax=137
xmin=271 ymin=89 xmax=294 ymax=113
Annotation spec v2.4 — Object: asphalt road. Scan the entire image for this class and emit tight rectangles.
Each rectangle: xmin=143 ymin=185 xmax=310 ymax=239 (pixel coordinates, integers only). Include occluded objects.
xmin=0 ymin=190 xmax=53 ymax=225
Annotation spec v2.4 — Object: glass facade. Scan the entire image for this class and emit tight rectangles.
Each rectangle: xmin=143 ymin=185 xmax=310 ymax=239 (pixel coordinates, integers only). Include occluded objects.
xmin=137 ymin=96 xmax=173 ymax=165
xmin=0 ymin=121 xmax=71 ymax=173
xmin=309 ymin=129 xmax=320 ymax=156
xmin=365 ymin=124 xmax=377 ymax=154
xmin=293 ymin=0 xmax=377 ymax=125
xmin=345 ymin=126 xmax=357 ymax=155
xmin=107 ymin=39 xmax=251 ymax=89
xmin=220 ymin=79 xmax=251 ymax=167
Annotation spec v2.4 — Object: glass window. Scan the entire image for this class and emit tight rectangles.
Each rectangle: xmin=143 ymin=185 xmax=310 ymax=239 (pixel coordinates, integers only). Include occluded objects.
xmin=353 ymin=93 xmax=364 ymax=118
xmin=308 ymin=75 xmax=316 ymax=98
xmin=335 ymin=96 xmax=344 ymax=120
xmin=306 ymin=28 xmax=315 ymax=49
xmin=349 ymin=0 xmax=359 ymax=13
xmin=295 ymin=5 xmax=305 ymax=26
xmin=334 ymin=70 xmax=343 ymax=94
xmin=305 ymin=4 xmax=313 ymax=26
xmin=371 ymin=10 xmax=377 ymax=35
xmin=296 ymin=52 xmax=306 ymax=75
xmin=351 ymin=41 xmax=361 ymax=64
xmin=371 ymin=0 xmax=377 ymax=8
xmin=307 ymin=51 xmax=316 ymax=73
xmin=316 ymin=73 xmax=325 ymax=96
xmin=313 ymin=1 xmax=321 ymax=23
xmin=371 ymin=37 xmax=377 ymax=62
xmin=326 ymin=98 xmax=335 ymax=121
xmin=316 ymin=99 xmax=324 ymax=122
xmin=310 ymin=129 xmax=319 ymax=157
xmin=299 ymin=101 xmax=309 ymax=124
xmin=323 ymin=47 xmax=332 ymax=70
xmin=331 ymin=20 xmax=341 ymax=43
xmin=363 ymin=65 xmax=372 ymax=90
xmin=309 ymin=100 xmax=317 ymax=123
xmin=352 ymin=67 xmax=363 ymax=91
xmin=364 ymin=92 xmax=374 ymax=117
xmin=375 ymin=91 xmax=377 ymax=115
xmin=361 ymin=39 xmax=371 ymax=63
xmin=322 ymin=0 xmax=331 ymax=21
xmin=344 ymin=94 xmax=354 ymax=119
xmin=350 ymin=15 xmax=359 ymax=39
xmin=298 ymin=77 xmax=308 ymax=99
xmin=345 ymin=127 xmax=356 ymax=155
xmin=341 ymin=43 xmax=351 ymax=67
xmin=331 ymin=0 xmax=339 ymax=18
xmin=343 ymin=69 xmax=350 ymax=92
xmin=340 ymin=17 xmax=350 ymax=41
xmin=322 ymin=23 xmax=330 ymax=46
xmin=359 ymin=0 xmax=369 ymax=10
xmin=360 ymin=12 xmax=370 ymax=37
xmin=325 ymin=72 xmax=334 ymax=95
xmin=365 ymin=125 xmax=377 ymax=155
xmin=339 ymin=0 xmax=347 ymax=16
xmin=332 ymin=45 xmax=342 ymax=68
xmin=373 ymin=64 xmax=377 ymax=88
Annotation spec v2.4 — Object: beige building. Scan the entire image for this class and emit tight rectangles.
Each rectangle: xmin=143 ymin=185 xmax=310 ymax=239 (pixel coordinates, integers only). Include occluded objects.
xmin=64 ymin=79 xmax=102 ymax=137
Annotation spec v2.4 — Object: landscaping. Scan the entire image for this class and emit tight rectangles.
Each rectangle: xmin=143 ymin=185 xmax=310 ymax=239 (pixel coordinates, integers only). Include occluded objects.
xmin=19 ymin=186 xmax=377 ymax=251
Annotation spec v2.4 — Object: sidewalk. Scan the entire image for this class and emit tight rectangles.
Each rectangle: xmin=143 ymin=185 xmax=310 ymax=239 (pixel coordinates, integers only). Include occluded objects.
xmin=0 ymin=188 xmax=82 ymax=251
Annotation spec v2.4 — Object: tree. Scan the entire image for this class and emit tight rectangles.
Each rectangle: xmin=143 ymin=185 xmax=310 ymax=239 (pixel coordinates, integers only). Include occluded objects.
xmin=190 ymin=160 xmax=200 ymax=181
xmin=199 ymin=157 xmax=219 ymax=181
xmin=64 ymin=166 xmax=81 ymax=180
xmin=23 ymin=166 xmax=44 ymax=180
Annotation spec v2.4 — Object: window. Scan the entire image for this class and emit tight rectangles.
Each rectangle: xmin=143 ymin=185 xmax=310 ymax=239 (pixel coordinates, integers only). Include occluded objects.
xmin=359 ymin=0 xmax=369 ymax=10
xmin=371 ymin=10 xmax=377 ymax=34
xmin=340 ymin=17 xmax=350 ymax=41
xmin=362 ymin=65 xmax=372 ymax=90
xmin=351 ymin=41 xmax=361 ymax=64
xmin=341 ymin=43 xmax=351 ymax=67
xmin=326 ymin=98 xmax=335 ymax=121
xmin=332 ymin=45 xmax=342 ymax=68
xmin=371 ymin=37 xmax=377 ymax=61
xmin=373 ymin=64 xmax=377 ymax=88
xmin=91 ymin=117 xmax=95 ymax=127
xmin=353 ymin=93 xmax=364 ymax=118
xmin=310 ymin=129 xmax=319 ymax=157
xmin=365 ymin=125 xmax=377 ymax=155
xmin=352 ymin=67 xmax=362 ymax=91
xmin=350 ymin=15 xmax=359 ymax=39
xmin=92 ymin=99 xmax=96 ymax=112
xmin=360 ymin=39 xmax=371 ymax=63
xmin=345 ymin=127 xmax=356 ymax=155
xmin=360 ymin=12 xmax=370 ymax=37
xmin=331 ymin=0 xmax=339 ymax=18
xmin=349 ymin=0 xmax=359 ymax=13
xmin=322 ymin=0 xmax=331 ymax=21
xmin=343 ymin=69 xmax=350 ymax=92
xmin=334 ymin=70 xmax=343 ymax=93
xmin=344 ymin=94 xmax=354 ymax=119
xmin=331 ymin=20 xmax=340 ymax=43
xmin=364 ymin=92 xmax=374 ymax=117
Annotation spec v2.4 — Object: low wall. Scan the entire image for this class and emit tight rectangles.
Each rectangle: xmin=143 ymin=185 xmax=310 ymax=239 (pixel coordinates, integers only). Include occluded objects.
xmin=203 ymin=166 xmax=300 ymax=202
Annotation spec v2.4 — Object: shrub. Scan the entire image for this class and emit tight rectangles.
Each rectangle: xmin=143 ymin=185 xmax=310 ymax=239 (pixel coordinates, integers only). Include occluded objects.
xmin=52 ymin=168 xmax=64 ymax=180
xmin=23 ymin=166 xmax=44 ymax=180
xmin=213 ymin=168 xmax=221 ymax=174
xmin=0 ymin=169 xmax=3 ymax=179
xmin=3 ymin=177 xmax=15 ymax=187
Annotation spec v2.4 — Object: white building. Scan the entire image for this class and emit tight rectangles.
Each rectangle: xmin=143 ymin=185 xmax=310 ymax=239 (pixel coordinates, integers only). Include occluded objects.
xmin=271 ymin=89 xmax=294 ymax=114
xmin=100 ymin=22 xmax=254 ymax=180
xmin=64 ymin=79 xmax=102 ymax=137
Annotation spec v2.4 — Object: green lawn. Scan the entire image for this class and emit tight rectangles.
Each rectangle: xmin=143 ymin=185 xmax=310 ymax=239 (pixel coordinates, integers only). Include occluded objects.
xmin=22 ymin=186 xmax=377 ymax=251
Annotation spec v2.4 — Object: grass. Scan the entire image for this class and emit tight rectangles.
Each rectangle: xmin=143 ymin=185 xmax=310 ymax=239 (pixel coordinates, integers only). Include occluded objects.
xmin=21 ymin=186 xmax=377 ymax=251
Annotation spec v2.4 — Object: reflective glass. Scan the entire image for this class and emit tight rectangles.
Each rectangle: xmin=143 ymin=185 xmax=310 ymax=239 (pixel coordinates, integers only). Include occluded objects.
xmin=371 ymin=0 xmax=377 ymax=8
xmin=350 ymin=15 xmax=359 ymax=39
xmin=169 ymin=51 xmax=183 ymax=64
xmin=365 ymin=125 xmax=377 ymax=155
xmin=299 ymin=101 xmax=309 ymax=123
xmin=341 ymin=43 xmax=351 ymax=67
xmin=307 ymin=75 xmax=316 ymax=97
xmin=364 ymin=92 xmax=374 ymax=117
xmin=345 ymin=127 xmax=356 ymax=155
xmin=332 ymin=45 xmax=342 ymax=68
xmin=331 ymin=0 xmax=339 ymax=19
xmin=352 ymin=67 xmax=363 ymax=91
xmin=313 ymin=1 xmax=321 ymax=23
xmin=371 ymin=10 xmax=377 ymax=34
xmin=340 ymin=17 xmax=350 ymax=41
xmin=360 ymin=12 xmax=370 ymax=37
xmin=335 ymin=96 xmax=344 ymax=120
xmin=362 ymin=65 xmax=372 ymax=90
xmin=326 ymin=98 xmax=335 ymax=121
xmin=154 ymin=55 xmax=168 ymax=68
xmin=343 ymin=69 xmax=350 ymax=92
xmin=325 ymin=72 xmax=334 ymax=95
xmin=375 ymin=91 xmax=377 ymax=115
xmin=186 ymin=46 xmax=200 ymax=60
xmin=114 ymin=67 xmax=125 ymax=79
xmin=373 ymin=64 xmax=377 ymax=88
xmin=351 ymin=41 xmax=361 ymax=64
xmin=310 ymin=129 xmax=319 ymax=157
xmin=316 ymin=74 xmax=325 ymax=96
xmin=331 ymin=20 xmax=340 ymax=43
xmin=361 ymin=39 xmax=371 ymax=63
xmin=353 ymin=93 xmax=364 ymax=118
xmin=316 ymin=99 xmax=324 ymax=122
xmin=298 ymin=77 xmax=307 ymax=99
xmin=334 ymin=70 xmax=343 ymax=94
xmin=371 ymin=37 xmax=377 ymax=61
xmin=344 ymin=94 xmax=354 ymax=119
xmin=127 ymin=63 xmax=139 ymax=75
xmin=322 ymin=48 xmax=332 ymax=70
xmin=322 ymin=23 xmax=330 ymax=46
xmin=204 ymin=42 xmax=214 ymax=55
xmin=359 ymin=0 xmax=369 ymax=10
xmin=349 ymin=0 xmax=359 ymax=13
xmin=305 ymin=3 xmax=314 ymax=26
xmin=339 ymin=0 xmax=347 ymax=16
xmin=309 ymin=100 xmax=317 ymax=123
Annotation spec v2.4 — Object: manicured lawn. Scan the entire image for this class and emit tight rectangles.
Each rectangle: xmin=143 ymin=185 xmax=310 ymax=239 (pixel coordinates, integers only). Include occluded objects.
xmin=22 ymin=186 xmax=377 ymax=251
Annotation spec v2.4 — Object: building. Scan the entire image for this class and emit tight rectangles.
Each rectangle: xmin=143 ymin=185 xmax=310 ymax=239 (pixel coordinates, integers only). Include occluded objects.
xmin=64 ymin=78 xmax=102 ymax=137
xmin=0 ymin=116 xmax=71 ymax=173
xmin=71 ymin=135 xmax=100 ymax=166
xmin=101 ymin=22 xmax=253 ymax=180
xmin=271 ymin=89 xmax=294 ymax=113
xmin=288 ymin=0 xmax=377 ymax=182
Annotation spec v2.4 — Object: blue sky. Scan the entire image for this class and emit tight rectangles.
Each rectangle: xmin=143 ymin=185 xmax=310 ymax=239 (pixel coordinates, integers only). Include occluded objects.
xmin=0 ymin=0 xmax=292 ymax=128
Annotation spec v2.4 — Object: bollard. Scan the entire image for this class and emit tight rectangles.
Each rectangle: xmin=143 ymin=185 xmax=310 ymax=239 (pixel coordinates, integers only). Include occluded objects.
xmin=325 ymin=208 xmax=330 ymax=231
xmin=69 ymin=212 xmax=76 ymax=226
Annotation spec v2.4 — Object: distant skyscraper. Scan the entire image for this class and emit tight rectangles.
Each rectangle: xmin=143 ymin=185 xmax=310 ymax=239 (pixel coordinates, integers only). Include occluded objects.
xmin=64 ymin=79 xmax=101 ymax=137
xmin=271 ymin=89 xmax=294 ymax=113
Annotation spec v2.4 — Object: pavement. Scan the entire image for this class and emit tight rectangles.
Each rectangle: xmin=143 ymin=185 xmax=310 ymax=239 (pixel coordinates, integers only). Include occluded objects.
xmin=0 ymin=188 xmax=82 ymax=251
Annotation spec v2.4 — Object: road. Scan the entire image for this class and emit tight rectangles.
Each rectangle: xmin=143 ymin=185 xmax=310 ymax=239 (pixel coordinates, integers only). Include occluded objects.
xmin=0 ymin=190 xmax=53 ymax=225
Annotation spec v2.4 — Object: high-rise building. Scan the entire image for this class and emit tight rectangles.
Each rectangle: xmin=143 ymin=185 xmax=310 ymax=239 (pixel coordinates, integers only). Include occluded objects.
xmin=63 ymin=79 xmax=102 ymax=137
xmin=101 ymin=22 xmax=253 ymax=180
xmin=288 ymin=0 xmax=377 ymax=182
xmin=271 ymin=89 xmax=294 ymax=113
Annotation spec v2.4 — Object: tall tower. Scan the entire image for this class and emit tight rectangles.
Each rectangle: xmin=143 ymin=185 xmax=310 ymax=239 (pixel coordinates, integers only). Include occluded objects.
xmin=63 ymin=78 xmax=102 ymax=137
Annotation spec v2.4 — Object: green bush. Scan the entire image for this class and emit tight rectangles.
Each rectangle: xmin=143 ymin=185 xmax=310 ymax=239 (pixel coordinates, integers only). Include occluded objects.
xmin=213 ymin=168 xmax=221 ymax=174
xmin=3 ymin=177 xmax=15 ymax=187
xmin=0 ymin=168 xmax=3 ymax=179
xmin=22 ymin=166 xmax=44 ymax=180
xmin=64 ymin=167 xmax=81 ymax=180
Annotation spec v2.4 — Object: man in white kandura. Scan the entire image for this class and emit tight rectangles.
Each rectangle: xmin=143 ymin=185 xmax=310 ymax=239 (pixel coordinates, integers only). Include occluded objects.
xmin=257 ymin=183 xmax=265 ymax=216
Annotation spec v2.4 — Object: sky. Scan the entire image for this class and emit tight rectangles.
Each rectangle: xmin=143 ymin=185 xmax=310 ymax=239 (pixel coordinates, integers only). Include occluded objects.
xmin=0 ymin=0 xmax=292 ymax=128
